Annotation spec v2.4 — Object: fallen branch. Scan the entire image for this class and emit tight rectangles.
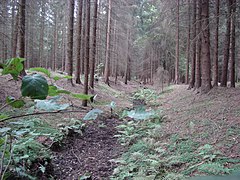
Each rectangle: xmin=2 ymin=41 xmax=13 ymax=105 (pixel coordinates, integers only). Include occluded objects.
xmin=71 ymin=148 xmax=81 ymax=164
xmin=0 ymin=109 xmax=88 ymax=123
xmin=1 ymin=136 xmax=13 ymax=180
xmin=0 ymin=135 xmax=8 ymax=177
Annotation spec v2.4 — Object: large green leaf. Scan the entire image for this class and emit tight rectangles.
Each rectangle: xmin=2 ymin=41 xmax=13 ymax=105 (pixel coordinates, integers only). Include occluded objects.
xmin=0 ymin=113 xmax=9 ymax=120
xmin=63 ymin=75 xmax=72 ymax=79
xmin=48 ymin=85 xmax=71 ymax=96
xmin=71 ymin=93 xmax=93 ymax=101
xmin=35 ymin=97 xmax=69 ymax=111
xmin=83 ymin=109 xmax=103 ymax=120
xmin=53 ymin=76 xmax=61 ymax=81
xmin=2 ymin=58 xmax=25 ymax=80
xmin=124 ymin=106 xmax=154 ymax=120
xmin=28 ymin=67 xmax=51 ymax=78
xmin=6 ymin=96 xmax=25 ymax=108
xmin=21 ymin=74 xmax=49 ymax=100
xmin=0 ymin=127 xmax=11 ymax=134
xmin=53 ymin=75 xmax=72 ymax=81
xmin=190 ymin=173 xmax=240 ymax=180
xmin=107 ymin=101 xmax=116 ymax=109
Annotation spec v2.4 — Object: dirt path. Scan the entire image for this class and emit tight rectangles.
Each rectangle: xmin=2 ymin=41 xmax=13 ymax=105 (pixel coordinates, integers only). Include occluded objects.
xmin=52 ymin=117 xmax=124 ymax=180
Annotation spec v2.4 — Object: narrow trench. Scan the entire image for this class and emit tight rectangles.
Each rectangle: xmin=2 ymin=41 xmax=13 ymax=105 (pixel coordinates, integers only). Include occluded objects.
xmin=52 ymin=118 xmax=124 ymax=180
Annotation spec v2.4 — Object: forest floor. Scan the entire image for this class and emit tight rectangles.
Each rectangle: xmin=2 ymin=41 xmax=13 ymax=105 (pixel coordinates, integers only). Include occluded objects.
xmin=0 ymin=73 xmax=240 ymax=179
xmin=157 ymin=85 xmax=240 ymax=158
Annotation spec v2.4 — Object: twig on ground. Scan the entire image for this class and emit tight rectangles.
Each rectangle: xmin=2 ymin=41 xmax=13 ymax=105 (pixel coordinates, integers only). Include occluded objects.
xmin=0 ymin=135 xmax=8 ymax=178
xmin=71 ymin=148 xmax=81 ymax=164
xmin=0 ymin=109 xmax=88 ymax=122
xmin=0 ymin=103 xmax=9 ymax=112
xmin=1 ymin=135 xmax=13 ymax=180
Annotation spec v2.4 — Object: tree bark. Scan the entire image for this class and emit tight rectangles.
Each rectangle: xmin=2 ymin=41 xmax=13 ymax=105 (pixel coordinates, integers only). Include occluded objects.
xmin=213 ymin=0 xmax=220 ymax=86
xmin=229 ymin=0 xmax=236 ymax=87
xmin=52 ymin=11 xmax=58 ymax=71
xmin=11 ymin=0 xmax=16 ymax=57
xmin=104 ymin=0 xmax=112 ymax=85
xmin=82 ymin=0 xmax=91 ymax=107
xmin=175 ymin=0 xmax=179 ymax=84
xmin=185 ymin=0 xmax=191 ymax=84
xmin=66 ymin=0 xmax=75 ymax=84
xmin=12 ymin=9 xmax=19 ymax=58
xmin=195 ymin=0 xmax=202 ymax=89
xmin=201 ymin=0 xmax=211 ymax=93
xmin=81 ymin=0 xmax=87 ymax=75
xmin=124 ymin=29 xmax=130 ymax=85
xmin=39 ymin=0 xmax=45 ymax=67
xmin=89 ymin=0 xmax=98 ymax=89
xmin=76 ymin=0 xmax=83 ymax=84
xmin=1 ymin=0 xmax=7 ymax=61
xmin=19 ymin=0 xmax=26 ymax=76
xmin=114 ymin=22 xmax=118 ymax=84
xmin=188 ymin=0 xmax=197 ymax=89
xmin=221 ymin=0 xmax=232 ymax=87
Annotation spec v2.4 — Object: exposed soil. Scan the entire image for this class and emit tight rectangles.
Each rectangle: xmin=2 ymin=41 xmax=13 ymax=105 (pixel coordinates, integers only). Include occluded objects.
xmin=52 ymin=117 xmax=124 ymax=180
xmin=0 ymin=75 xmax=21 ymax=104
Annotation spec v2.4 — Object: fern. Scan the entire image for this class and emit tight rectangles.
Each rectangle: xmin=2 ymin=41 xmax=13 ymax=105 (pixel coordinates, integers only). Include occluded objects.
xmin=28 ymin=67 xmax=51 ymax=77
xmin=198 ymin=163 xmax=231 ymax=175
xmin=1 ymin=118 xmax=64 ymax=179
xmin=112 ymin=115 xmax=240 ymax=179
xmin=162 ymin=173 xmax=186 ymax=180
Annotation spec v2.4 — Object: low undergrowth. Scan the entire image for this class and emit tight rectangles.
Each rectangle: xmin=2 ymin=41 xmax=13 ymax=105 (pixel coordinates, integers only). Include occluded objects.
xmin=0 ymin=115 xmax=86 ymax=179
xmin=111 ymin=118 xmax=240 ymax=180
xmin=131 ymin=87 xmax=173 ymax=107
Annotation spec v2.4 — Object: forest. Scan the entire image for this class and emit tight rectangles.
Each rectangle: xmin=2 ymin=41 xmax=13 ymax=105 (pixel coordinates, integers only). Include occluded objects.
xmin=0 ymin=0 xmax=240 ymax=179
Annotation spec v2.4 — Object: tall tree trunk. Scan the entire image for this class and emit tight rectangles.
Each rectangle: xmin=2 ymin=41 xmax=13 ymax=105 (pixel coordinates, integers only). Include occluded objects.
xmin=195 ymin=0 xmax=202 ymax=89
xmin=213 ymin=0 xmax=220 ymax=86
xmin=128 ymin=57 xmax=131 ymax=81
xmin=61 ymin=39 xmax=66 ymax=72
xmin=104 ymin=0 xmax=112 ymax=85
xmin=114 ymin=22 xmax=119 ymax=84
xmin=124 ymin=30 xmax=130 ymax=85
xmin=185 ymin=0 xmax=191 ymax=84
xmin=61 ymin=12 xmax=67 ymax=71
xmin=46 ymin=26 xmax=51 ymax=68
xmin=201 ymin=0 xmax=211 ymax=93
xmin=52 ymin=11 xmax=58 ymax=71
xmin=221 ymin=0 xmax=232 ymax=87
xmin=39 ymin=0 xmax=45 ymax=67
xmin=66 ymin=0 xmax=74 ymax=84
xmin=229 ymin=0 xmax=236 ymax=87
xmin=112 ymin=19 xmax=117 ymax=82
xmin=81 ymin=0 xmax=87 ymax=75
xmin=12 ymin=10 xmax=19 ymax=57
xmin=55 ymin=21 xmax=58 ymax=70
xmin=89 ymin=0 xmax=98 ymax=89
xmin=76 ymin=0 xmax=83 ymax=84
xmin=96 ymin=2 xmax=102 ymax=68
xmin=27 ymin=8 xmax=33 ymax=68
xmin=25 ymin=7 xmax=30 ymax=68
xmin=1 ymin=0 xmax=7 ymax=61
xmin=150 ymin=50 xmax=153 ymax=84
xmin=188 ymin=0 xmax=197 ymax=89
xmin=11 ymin=0 xmax=16 ymax=57
xmin=175 ymin=0 xmax=179 ymax=84
xmin=19 ymin=0 xmax=26 ymax=76
xmin=82 ymin=0 xmax=91 ymax=107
